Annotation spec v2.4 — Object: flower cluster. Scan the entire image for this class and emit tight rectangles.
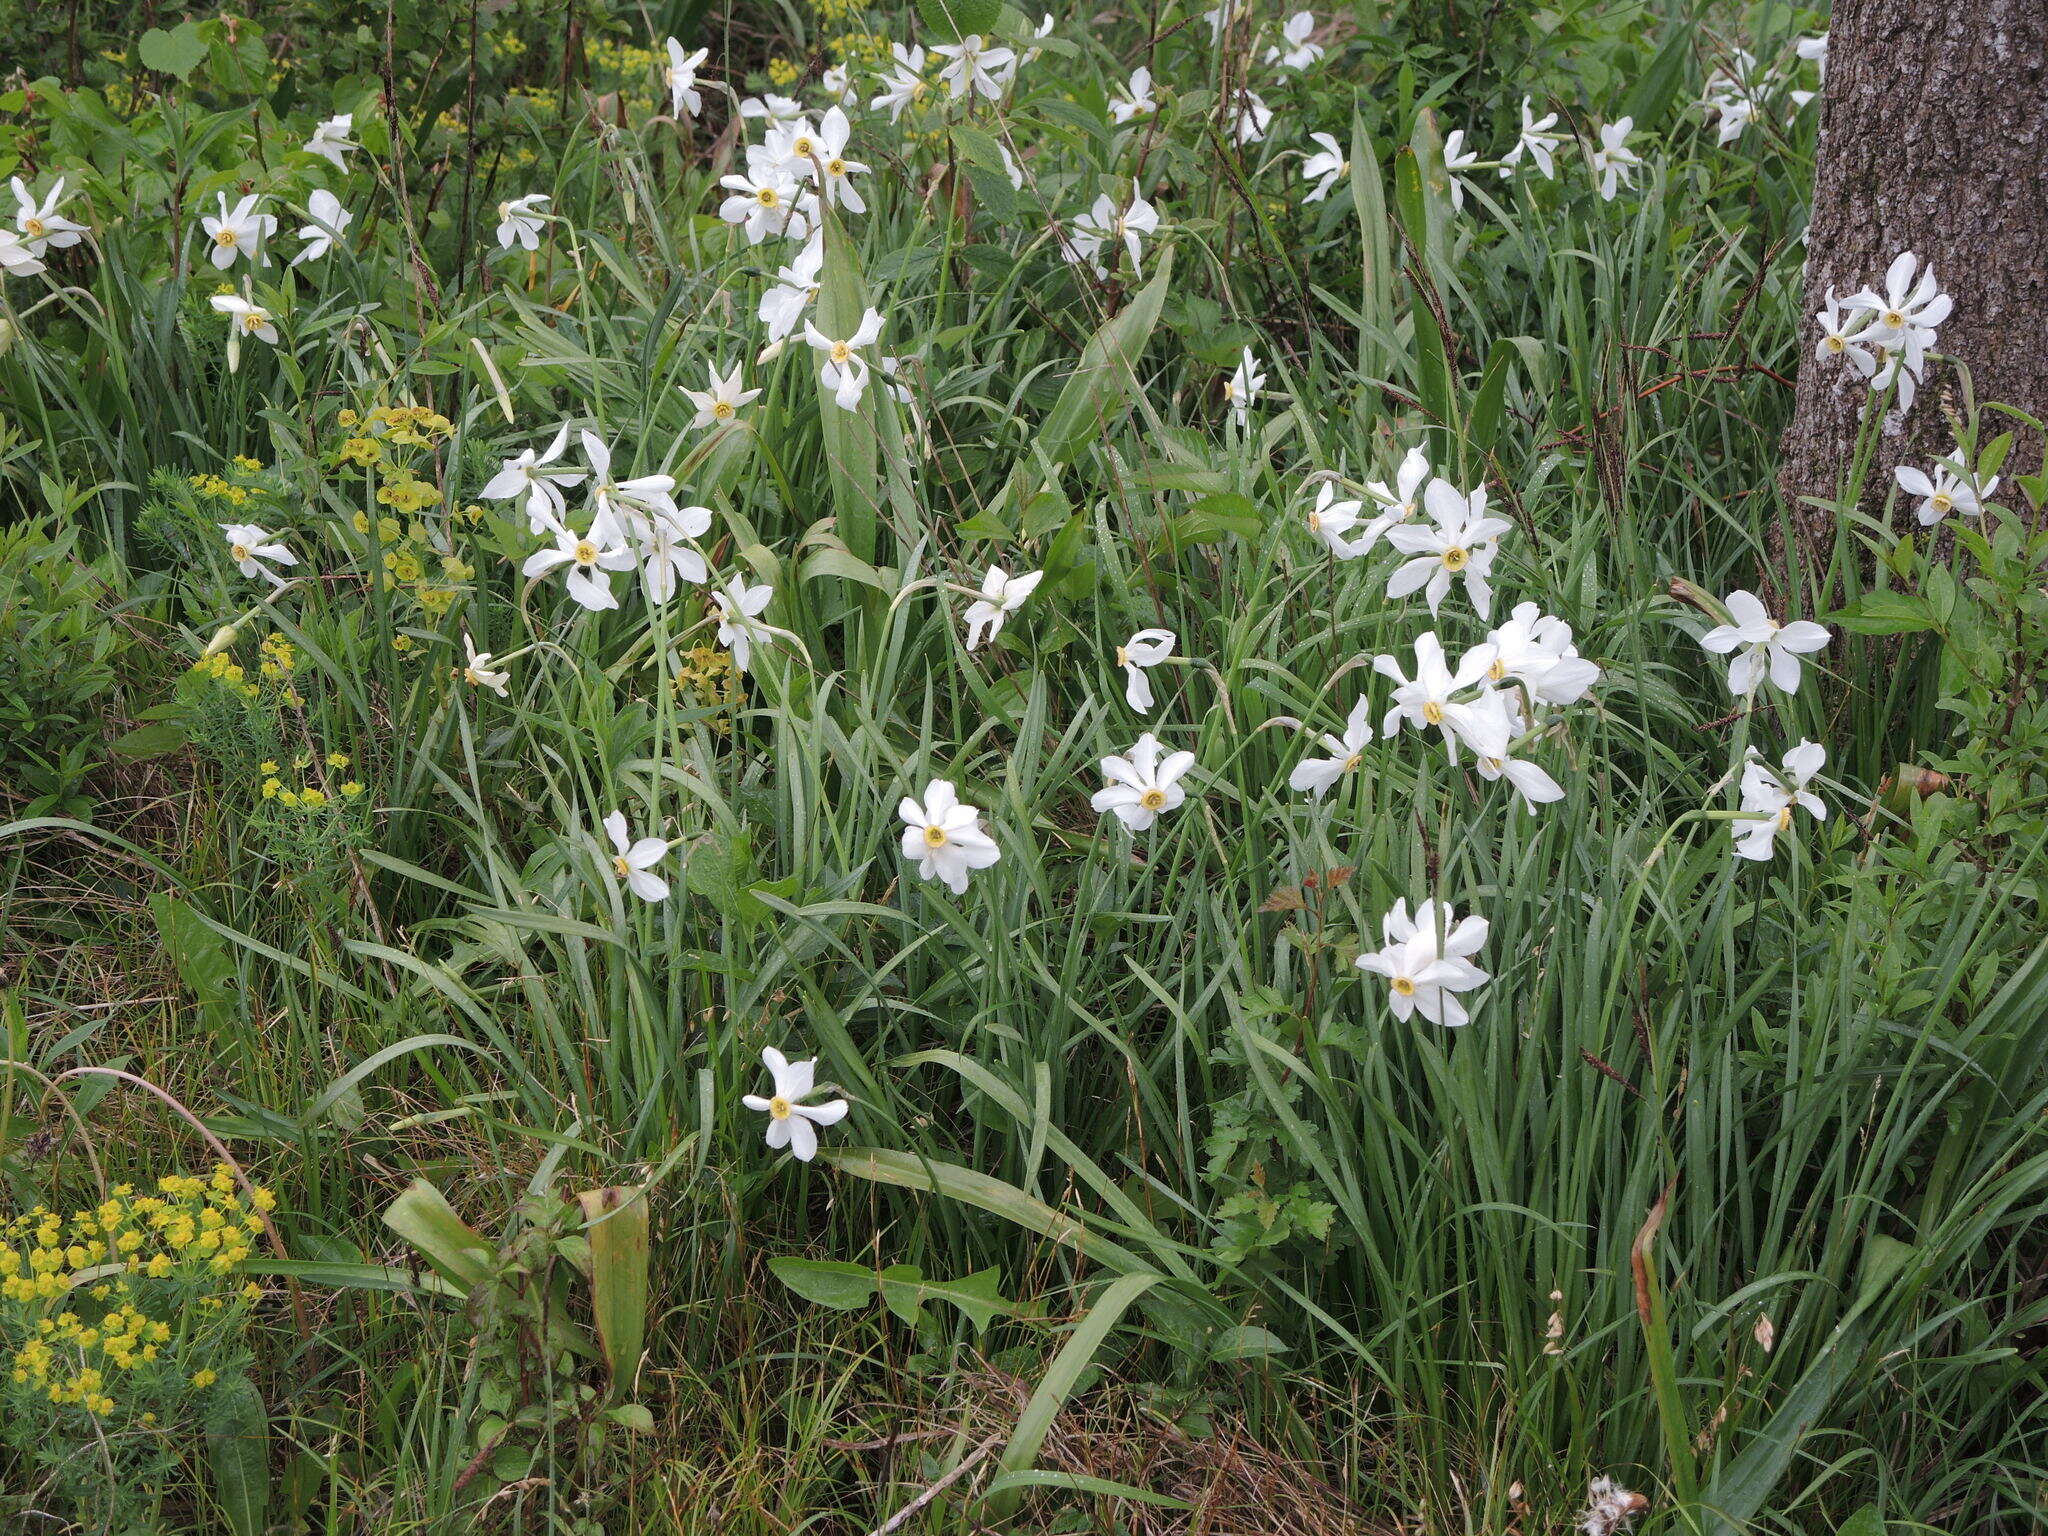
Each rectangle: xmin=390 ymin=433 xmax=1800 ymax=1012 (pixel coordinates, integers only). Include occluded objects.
xmin=1813 ymin=251 xmax=1952 ymax=413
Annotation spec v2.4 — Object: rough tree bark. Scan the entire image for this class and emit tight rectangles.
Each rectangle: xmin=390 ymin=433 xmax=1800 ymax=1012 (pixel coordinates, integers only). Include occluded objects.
xmin=1778 ymin=0 xmax=2048 ymax=533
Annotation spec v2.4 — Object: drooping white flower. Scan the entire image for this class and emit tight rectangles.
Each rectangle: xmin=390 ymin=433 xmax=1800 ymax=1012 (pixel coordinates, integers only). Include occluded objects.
xmin=1092 ymin=731 xmax=1196 ymax=832
xmin=759 ymin=236 xmax=824 ymax=343
xmin=804 ymin=307 xmax=886 ymax=410
xmin=523 ymin=522 xmax=634 ymax=611
xmin=633 ymin=504 xmax=713 ymax=605
xmin=680 ymin=361 xmax=761 ymax=430
xmin=1109 ymin=67 xmax=1156 ymax=125
xmin=219 ymin=522 xmax=296 ymax=587
xmin=932 ymin=34 xmax=1016 ymax=101
xmin=1699 ymin=590 xmax=1831 ymax=697
xmin=870 ymin=44 xmax=930 ymax=122
xmin=962 ymin=565 xmax=1043 ymax=651
xmin=1357 ymin=445 xmax=1430 ymax=549
xmin=459 ymin=632 xmax=510 ymax=696
xmin=1117 ymin=628 xmax=1176 ymax=712
xmin=302 ymin=114 xmax=357 ymax=170
xmin=711 ymin=578 xmax=775 ymax=671
xmin=1019 ymin=13 xmax=1056 ymax=68
xmin=1300 ymin=132 xmax=1349 ymax=202
xmin=1813 ymin=288 xmax=1881 ymax=379
xmin=1065 ymin=181 xmax=1158 ymax=279
xmin=1895 ymin=454 xmax=1995 ymax=527
xmin=11 ymin=176 xmax=87 ymax=256
xmin=1732 ymin=740 xmax=1827 ymax=862
xmin=1499 ymin=97 xmax=1563 ymax=179
xmin=664 ymin=40 xmax=708 ymax=117
xmin=1701 ymin=82 xmax=1756 ymax=146
xmin=1374 ymin=631 xmax=1510 ymax=761
xmin=1484 ymin=602 xmax=1602 ymax=705
xmin=1232 ymin=90 xmax=1274 ymax=146
xmin=742 ymin=1047 xmax=849 ymax=1161
xmin=997 ymin=142 xmax=1025 ymax=190
xmin=1587 ymin=118 xmax=1640 ymax=201
xmin=1467 ymin=690 xmax=1565 ymax=811
xmin=718 ymin=167 xmax=811 ymax=245
xmin=602 ymin=810 xmax=672 ymax=902
xmin=898 ymin=779 xmax=1001 ymax=894
xmin=1288 ymin=697 xmax=1373 ymax=799
xmin=1442 ymin=129 xmax=1483 ymax=209
xmin=290 ymin=189 xmax=352 ymax=265
xmin=1355 ymin=898 xmax=1491 ymax=1027
xmin=0 ymin=228 xmax=46 ymax=277
xmin=1303 ymin=482 xmax=1370 ymax=558
xmin=480 ymin=424 xmax=587 ymax=535
xmin=1384 ymin=478 xmax=1512 ymax=619
xmin=1795 ymin=33 xmax=1828 ymax=81
xmin=1224 ymin=348 xmax=1265 ymax=427
xmin=201 ymin=193 xmax=276 ymax=269
xmin=495 ymin=194 xmax=550 ymax=251
xmin=811 ymin=107 xmax=871 ymax=212
xmin=208 ymin=294 xmax=279 ymax=372
xmin=1265 ymin=11 xmax=1323 ymax=69
xmin=740 ymin=93 xmax=806 ymax=128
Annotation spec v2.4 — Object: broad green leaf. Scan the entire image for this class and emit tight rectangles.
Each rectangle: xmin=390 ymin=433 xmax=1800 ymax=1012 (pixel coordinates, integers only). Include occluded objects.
xmin=576 ymin=1186 xmax=650 ymax=1396
xmin=1037 ymin=248 xmax=1175 ymax=466
xmin=138 ymin=21 xmax=207 ymax=79
xmin=204 ymin=1375 xmax=271 ymax=1536
xmin=148 ymin=892 xmax=240 ymax=1035
xmin=381 ymin=1180 xmax=493 ymax=1295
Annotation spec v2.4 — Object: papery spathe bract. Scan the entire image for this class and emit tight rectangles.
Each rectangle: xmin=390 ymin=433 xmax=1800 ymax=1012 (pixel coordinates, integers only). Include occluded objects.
xmin=1355 ymin=898 xmax=1491 ymax=1027
xmin=1732 ymin=740 xmax=1827 ymax=862
xmin=1699 ymin=590 xmax=1831 ymax=696
xmin=742 ymin=1047 xmax=849 ymax=1162
xmin=1092 ymin=732 xmax=1197 ymax=832
xmin=898 ymin=779 xmax=1002 ymax=895
xmin=962 ymin=565 xmax=1043 ymax=651
xmin=602 ymin=810 xmax=672 ymax=902
xmin=1117 ymin=628 xmax=1176 ymax=712
xmin=1288 ymin=697 xmax=1374 ymax=799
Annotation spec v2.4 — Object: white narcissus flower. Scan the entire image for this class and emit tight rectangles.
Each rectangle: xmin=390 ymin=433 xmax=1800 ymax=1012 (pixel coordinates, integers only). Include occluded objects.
xmin=201 ymin=193 xmax=276 ymax=269
xmin=1109 ymin=67 xmax=1156 ymax=125
xmin=459 ymin=632 xmax=510 ymax=696
xmin=1844 ymin=251 xmax=1952 ymax=343
xmin=932 ymin=35 xmax=1015 ymax=101
xmin=1092 ymin=732 xmax=1196 ymax=832
xmin=962 ymin=565 xmax=1044 ymax=650
xmin=1355 ymin=898 xmax=1491 ymax=1027
xmin=1303 ymin=482 xmax=1369 ymax=558
xmin=522 ymin=522 xmax=634 ymax=611
xmin=1485 ymin=602 xmax=1602 ymax=705
xmin=1359 ymin=445 xmax=1430 ymax=549
xmin=759 ymin=236 xmax=824 ymax=342
xmin=634 ymin=504 xmax=713 ymax=605
xmin=1265 ymin=11 xmax=1323 ymax=69
xmin=1224 ymin=348 xmax=1265 ymax=427
xmin=820 ymin=64 xmax=856 ymax=106
xmin=602 ymin=810 xmax=672 ymax=902
xmin=291 ymin=189 xmax=352 ymax=265
xmin=1587 ymin=118 xmax=1640 ymax=201
xmin=1117 ymin=628 xmax=1176 ymax=712
xmin=811 ymin=107 xmax=871 ymax=212
xmin=741 ymin=92 xmax=804 ymax=126
xmin=1814 ymin=288 xmax=1881 ymax=379
xmin=1442 ymin=129 xmax=1482 ymax=209
xmin=1384 ymin=478 xmax=1512 ymax=619
xmin=12 ymin=176 xmax=88 ymax=256
xmin=898 ymin=779 xmax=1001 ymax=894
xmin=1233 ymin=90 xmax=1273 ymax=146
xmin=1374 ymin=631 xmax=1510 ymax=761
xmin=1467 ymin=690 xmax=1564 ymax=811
xmin=681 ymin=361 xmax=762 ymax=429
xmin=1300 ymin=132 xmax=1348 ymax=203
xmin=665 ymin=40 xmax=708 ymax=117
xmin=0 ymin=227 xmax=47 ymax=277
xmin=742 ymin=1047 xmax=849 ymax=1162
xmin=712 ymin=578 xmax=775 ymax=671
xmin=1732 ymin=740 xmax=1827 ymax=862
xmin=495 ymin=194 xmax=550 ymax=251
xmin=480 ymin=424 xmax=587 ymax=536
xmin=1066 ymin=182 xmax=1158 ymax=279
xmin=1699 ymin=590 xmax=1831 ymax=696
xmin=1499 ymin=97 xmax=1563 ymax=179
xmin=718 ymin=168 xmax=810 ymax=245
xmin=1289 ymin=697 xmax=1374 ymax=799
xmin=302 ymin=113 xmax=357 ymax=170
xmin=209 ymin=294 xmax=279 ymax=372
xmin=1020 ymin=13 xmax=1056 ymax=67
xmin=870 ymin=45 xmax=930 ymax=123
xmin=804 ymin=307 xmax=886 ymax=410
xmin=219 ymin=522 xmax=296 ymax=588
xmin=581 ymin=432 xmax=679 ymax=534
xmin=1895 ymin=455 xmax=1995 ymax=526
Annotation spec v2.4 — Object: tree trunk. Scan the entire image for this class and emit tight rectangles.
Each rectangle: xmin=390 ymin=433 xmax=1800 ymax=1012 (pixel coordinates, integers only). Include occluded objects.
xmin=1778 ymin=0 xmax=2048 ymax=534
